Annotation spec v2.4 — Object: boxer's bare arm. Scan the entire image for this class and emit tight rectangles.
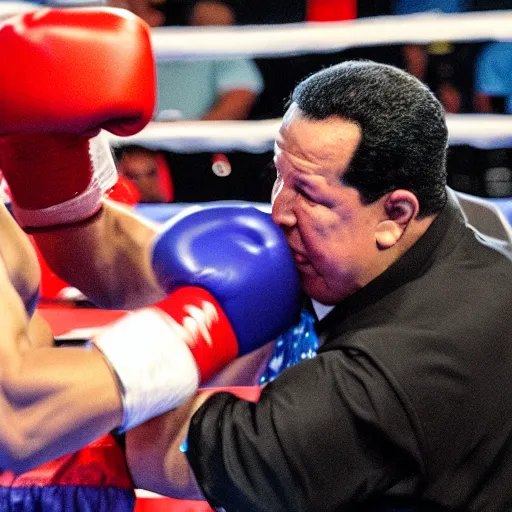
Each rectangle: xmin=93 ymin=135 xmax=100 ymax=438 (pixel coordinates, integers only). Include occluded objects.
xmin=0 ymin=260 xmax=123 ymax=473
xmin=0 ymin=203 xmax=63 ymax=349
xmin=26 ymin=311 xmax=55 ymax=349
xmin=126 ymin=391 xmax=213 ymax=500
xmin=126 ymin=343 xmax=272 ymax=499
xmin=0 ymin=203 xmax=40 ymax=304
xmin=33 ymin=199 xmax=166 ymax=310
xmin=205 ymin=340 xmax=274 ymax=387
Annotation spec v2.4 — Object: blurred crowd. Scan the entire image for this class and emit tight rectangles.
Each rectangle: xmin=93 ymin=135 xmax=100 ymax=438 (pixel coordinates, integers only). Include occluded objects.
xmin=9 ymin=0 xmax=512 ymax=201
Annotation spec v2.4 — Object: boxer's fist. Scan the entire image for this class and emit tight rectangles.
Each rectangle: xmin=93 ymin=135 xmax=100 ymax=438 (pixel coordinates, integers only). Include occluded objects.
xmin=0 ymin=8 xmax=155 ymax=227
xmin=0 ymin=7 xmax=155 ymax=136
xmin=94 ymin=292 xmax=264 ymax=432
xmin=94 ymin=285 xmax=240 ymax=430
xmin=151 ymin=205 xmax=302 ymax=354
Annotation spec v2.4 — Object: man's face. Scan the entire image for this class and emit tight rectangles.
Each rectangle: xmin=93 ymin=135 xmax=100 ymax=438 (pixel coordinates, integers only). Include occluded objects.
xmin=271 ymin=104 xmax=386 ymax=305
xmin=117 ymin=150 xmax=167 ymax=203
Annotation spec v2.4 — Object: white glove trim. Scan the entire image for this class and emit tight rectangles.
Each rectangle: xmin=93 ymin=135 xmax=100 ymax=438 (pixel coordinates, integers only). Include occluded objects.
xmin=12 ymin=131 xmax=117 ymax=227
xmin=93 ymin=308 xmax=200 ymax=432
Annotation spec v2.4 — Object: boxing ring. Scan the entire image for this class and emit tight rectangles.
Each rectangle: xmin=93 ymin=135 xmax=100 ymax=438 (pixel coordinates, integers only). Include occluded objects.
xmin=3 ymin=3 xmax=512 ymax=510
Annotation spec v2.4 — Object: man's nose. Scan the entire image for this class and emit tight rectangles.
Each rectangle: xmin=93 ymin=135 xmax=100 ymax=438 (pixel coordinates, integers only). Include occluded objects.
xmin=272 ymin=187 xmax=296 ymax=228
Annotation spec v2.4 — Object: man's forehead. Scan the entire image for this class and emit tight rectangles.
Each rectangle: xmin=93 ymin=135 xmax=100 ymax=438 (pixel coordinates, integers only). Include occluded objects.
xmin=275 ymin=104 xmax=307 ymax=153
xmin=275 ymin=112 xmax=361 ymax=168
xmin=282 ymin=102 xmax=300 ymax=123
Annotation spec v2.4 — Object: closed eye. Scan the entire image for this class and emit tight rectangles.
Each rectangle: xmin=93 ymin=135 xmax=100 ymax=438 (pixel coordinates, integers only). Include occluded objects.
xmin=294 ymin=176 xmax=317 ymax=205
xmin=298 ymin=187 xmax=314 ymax=202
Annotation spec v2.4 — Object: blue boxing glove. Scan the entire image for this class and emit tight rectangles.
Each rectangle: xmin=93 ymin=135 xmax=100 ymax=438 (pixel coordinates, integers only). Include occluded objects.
xmin=91 ymin=205 xmax=301 ymax=432
xmin=151 ymin=205 xmax=302 ymax=355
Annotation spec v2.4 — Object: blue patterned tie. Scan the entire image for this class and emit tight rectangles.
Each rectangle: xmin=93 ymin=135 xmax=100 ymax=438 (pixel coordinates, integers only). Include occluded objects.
xmin=260 ymin=310 xmax=319 ymax=384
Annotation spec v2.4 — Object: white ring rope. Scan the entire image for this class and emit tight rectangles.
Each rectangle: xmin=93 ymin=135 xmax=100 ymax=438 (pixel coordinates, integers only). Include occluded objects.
xmin=108 ymin=115 xmax=512 ymax=153
xmin=0 ymin=1 xmax=41 ymax=20
xmin=151 ymin=11 xmax=512 ymax=61
xmin=2 ymin=5 xmax=512 ymax=58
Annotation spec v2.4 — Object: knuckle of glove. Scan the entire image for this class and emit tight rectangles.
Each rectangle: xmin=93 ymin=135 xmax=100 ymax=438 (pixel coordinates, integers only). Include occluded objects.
xmin=0 ymin=8 xmax=155 ymax=136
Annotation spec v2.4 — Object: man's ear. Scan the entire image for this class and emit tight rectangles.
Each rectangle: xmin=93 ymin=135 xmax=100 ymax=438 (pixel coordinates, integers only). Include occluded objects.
xmin=375 ymin=190 xmax=419 ymax=249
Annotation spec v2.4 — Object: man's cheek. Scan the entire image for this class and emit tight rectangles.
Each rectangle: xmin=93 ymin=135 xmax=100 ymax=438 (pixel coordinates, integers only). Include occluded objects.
xmin=299 ymin=214 xmax=331 ymax=260
xmin=304 ymin=207 xmax=338 ymax=240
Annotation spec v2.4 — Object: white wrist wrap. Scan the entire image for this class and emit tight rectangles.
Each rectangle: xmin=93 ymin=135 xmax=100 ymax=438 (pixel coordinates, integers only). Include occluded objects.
xmin=12 ymin=131 xmax=118 ymax=227
xmin=93 ymin=308 xmax=200 ymax=433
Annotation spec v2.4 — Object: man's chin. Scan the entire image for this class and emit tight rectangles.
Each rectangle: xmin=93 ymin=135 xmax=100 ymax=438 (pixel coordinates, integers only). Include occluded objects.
xmin=301 ymin=278 xmax=337 ymax=306
xmin=303 ymin=273 xmax=357 ymax=305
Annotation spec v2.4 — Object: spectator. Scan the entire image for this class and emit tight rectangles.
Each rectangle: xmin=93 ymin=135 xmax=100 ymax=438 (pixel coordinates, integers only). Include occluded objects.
xmin=109 ymin=0 xmax=266 ymax=203
xmin=474 ymin=41 xmax=512 ymax=114
xmin=152 ymin=0 xmax=264 ymax=121
xmin=155 ymin=55 xmax=263 ymax=122
xmin=106 ymin=0 xmax=264 ymax=120
xmin=391 ymin=0 xmax=471 ymax=113
xmin=472 ymin=42 xmax=512 ymax=198
xmin=116 ymin=145 xmax=174 ymax=203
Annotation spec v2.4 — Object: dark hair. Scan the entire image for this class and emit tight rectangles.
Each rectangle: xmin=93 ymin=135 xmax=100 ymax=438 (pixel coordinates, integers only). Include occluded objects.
xmin=114 ymin=144 xmax=157 ymax=160
xmin=290 ymin=60 xmax=448 ymax=217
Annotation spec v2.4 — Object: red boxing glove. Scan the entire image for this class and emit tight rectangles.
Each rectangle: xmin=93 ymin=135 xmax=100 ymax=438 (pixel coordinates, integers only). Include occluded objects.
xmin=0 ymin=7 xmax=155 ymax=136
xmin=105 ymin=175 xmax=141 ymax=207
xmin=0 ymin=8 xmax=155 ymax=228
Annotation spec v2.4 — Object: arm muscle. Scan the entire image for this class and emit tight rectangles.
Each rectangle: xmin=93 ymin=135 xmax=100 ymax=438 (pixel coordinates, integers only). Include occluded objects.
xmin=33 ymin=199 xmax=166 ymax=309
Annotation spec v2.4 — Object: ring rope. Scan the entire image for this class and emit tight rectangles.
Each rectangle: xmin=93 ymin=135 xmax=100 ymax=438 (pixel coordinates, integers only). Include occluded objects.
xmin=108 ymin=115 xmax=512 ymax=153
xmin=150 ymin=11 xmax=512 ymax=61
xmin=2 ymin=5 xmax=512 ymax=58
